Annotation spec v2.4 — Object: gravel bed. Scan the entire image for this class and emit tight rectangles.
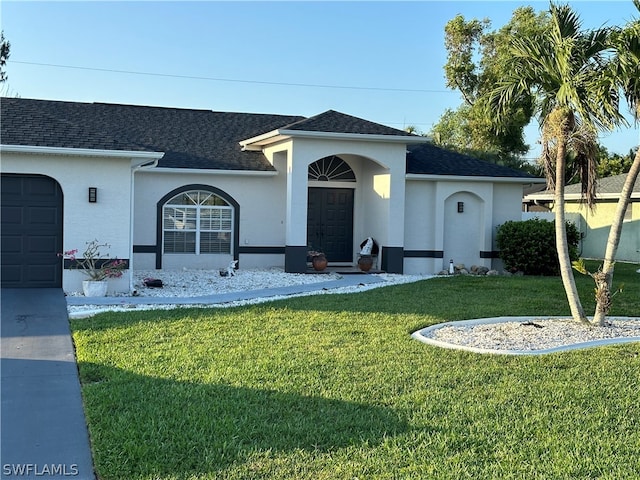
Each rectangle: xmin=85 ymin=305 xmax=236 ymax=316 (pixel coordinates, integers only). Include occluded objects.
xmin=67 ymin=269 xmax=430 ymax=315
xmin=426 ymin=317 xmax=640 ymax=352
xmin=65 ymin=268 xmax=344 ymax=298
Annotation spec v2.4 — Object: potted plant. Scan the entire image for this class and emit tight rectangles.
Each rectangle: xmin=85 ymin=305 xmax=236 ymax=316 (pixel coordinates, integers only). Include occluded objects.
xmin=357 ymin=237 xmax=377 ymax=272
xmin=59 ymin=240 xmax=128 ymax=296
xmin=307 ymin=249 xmax=328 ymax=271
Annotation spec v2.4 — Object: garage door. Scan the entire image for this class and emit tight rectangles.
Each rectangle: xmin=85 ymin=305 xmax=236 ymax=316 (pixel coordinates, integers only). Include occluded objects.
xmin=1 ymin=174 xmax=63 ymax=288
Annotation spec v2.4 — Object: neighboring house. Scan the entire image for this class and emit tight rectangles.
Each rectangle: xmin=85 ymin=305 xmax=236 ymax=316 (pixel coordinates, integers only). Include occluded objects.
xmin=1 ymin=98 xmax=542 ymax=293
xmin=523 ymin=173 xmax=640 ymax=262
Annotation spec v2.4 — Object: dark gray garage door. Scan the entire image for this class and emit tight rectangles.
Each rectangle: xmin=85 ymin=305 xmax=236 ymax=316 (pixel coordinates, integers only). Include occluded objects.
xmin=1 ymin=174 xmax=63 ymax=288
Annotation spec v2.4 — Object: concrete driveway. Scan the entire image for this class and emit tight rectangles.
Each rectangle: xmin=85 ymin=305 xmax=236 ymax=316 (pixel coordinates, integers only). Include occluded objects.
xmin=1 ymin=289 xmax=95 ymax=480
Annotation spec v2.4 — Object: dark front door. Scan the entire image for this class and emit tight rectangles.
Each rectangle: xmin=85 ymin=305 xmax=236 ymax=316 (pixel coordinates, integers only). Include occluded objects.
xmin=1 ymin=174 xmax=64 ymax=288
xmin=307 ymin=188 xmax=354 ymax=262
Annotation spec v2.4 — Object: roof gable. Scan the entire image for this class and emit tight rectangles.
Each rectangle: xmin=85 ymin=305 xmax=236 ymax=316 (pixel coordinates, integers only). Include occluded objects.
xmin=282 ymin=110 xmax=414 ymax=137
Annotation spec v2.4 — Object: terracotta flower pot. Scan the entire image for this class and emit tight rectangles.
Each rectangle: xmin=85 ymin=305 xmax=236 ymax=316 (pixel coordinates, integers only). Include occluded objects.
xmin=312 ymin=254 xmax=328 ymax=271
xmin=358 ymin=255 xmax=374 ymax=272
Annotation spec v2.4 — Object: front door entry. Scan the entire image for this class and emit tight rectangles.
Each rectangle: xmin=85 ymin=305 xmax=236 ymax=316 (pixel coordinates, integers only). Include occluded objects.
xmin=307 ymin=188 xmax=354 ymax=262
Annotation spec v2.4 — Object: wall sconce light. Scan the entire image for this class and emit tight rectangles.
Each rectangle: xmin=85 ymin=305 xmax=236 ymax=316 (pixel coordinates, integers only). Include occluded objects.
xmin=457 ymin=201 xmax=464 ymax=213
xmin=88 ymin=187 xmax=97 ymax=203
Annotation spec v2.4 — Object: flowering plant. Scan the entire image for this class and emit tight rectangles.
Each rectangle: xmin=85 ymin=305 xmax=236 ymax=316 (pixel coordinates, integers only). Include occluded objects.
xmin=307 ymin=245 xmax=325 ymax=258
xmin=58 ymin=240 xmax=128 ymax=281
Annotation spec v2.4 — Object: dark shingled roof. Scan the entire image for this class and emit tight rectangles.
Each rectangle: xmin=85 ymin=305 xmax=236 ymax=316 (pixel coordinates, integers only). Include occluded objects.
xmin=282 ymin=110 xmax=414 ymax=137
xmin=1 ymin=98 xmax=305 ymax=171
xmin=2 ymin=97 xmax=537 ymax=179
xmin=1 ymin=97 xmax=149 ymax=152
xmin=406 ymin=143 xmax=536 ymax=178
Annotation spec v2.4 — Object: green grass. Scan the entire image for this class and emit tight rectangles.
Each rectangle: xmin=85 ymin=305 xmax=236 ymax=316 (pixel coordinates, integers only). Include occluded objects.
xmin=71 ymin=261 xmax=640 ymax=480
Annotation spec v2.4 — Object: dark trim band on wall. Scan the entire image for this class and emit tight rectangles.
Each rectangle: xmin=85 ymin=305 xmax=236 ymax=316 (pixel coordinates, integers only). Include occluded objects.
xmin=381 ymin=246 xmax=404 ymax=274
xmin=156 ymin=184 xmax=240 ymax=269
xmin=480 ymin=251 xmax=500 ymax=258
xmin=403 ymin=250 xmax=444 ymax=258
xmin=238 ymin=246 xmax=286 ymax=255
xmin=133 ymin=245 xmax=157 ymax=253
xmin=285 ymin=245 xmax=308 ymax=273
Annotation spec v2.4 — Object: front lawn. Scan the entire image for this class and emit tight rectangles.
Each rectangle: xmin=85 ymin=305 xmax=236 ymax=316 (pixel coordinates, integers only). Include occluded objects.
xmin=71 ymin=262 xmax=640 ymax=479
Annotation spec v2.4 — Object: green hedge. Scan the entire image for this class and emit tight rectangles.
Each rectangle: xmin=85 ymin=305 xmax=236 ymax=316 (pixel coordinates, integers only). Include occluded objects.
xmin=496 ymin=218 xmax=580 ymax=275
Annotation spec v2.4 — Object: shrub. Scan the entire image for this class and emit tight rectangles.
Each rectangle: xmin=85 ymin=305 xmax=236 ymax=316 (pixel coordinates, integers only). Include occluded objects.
xmin=496 ymin=218 xmax=580 ymax=275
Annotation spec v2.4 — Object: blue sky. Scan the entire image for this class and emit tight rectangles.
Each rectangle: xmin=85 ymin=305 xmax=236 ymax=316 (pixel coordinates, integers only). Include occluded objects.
xmin=2 ymin=1 xmax=638 ymax=160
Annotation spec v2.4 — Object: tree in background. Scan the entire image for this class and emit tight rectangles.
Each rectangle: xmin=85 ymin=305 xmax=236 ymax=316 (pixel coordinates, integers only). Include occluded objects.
xmin=488 ymin=3 xmax=624 ymax=324
xmin=1 ymin=31 xmax=10 ymax=84
xmin=431 ymin=7 xmax=548 ymax=171
xmin=596 ymin=145 xmax=636 ymax=178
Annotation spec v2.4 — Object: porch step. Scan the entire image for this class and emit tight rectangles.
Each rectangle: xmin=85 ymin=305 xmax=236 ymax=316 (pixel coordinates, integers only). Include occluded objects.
xmin=306 ymin=266 xmax=385 ymax=275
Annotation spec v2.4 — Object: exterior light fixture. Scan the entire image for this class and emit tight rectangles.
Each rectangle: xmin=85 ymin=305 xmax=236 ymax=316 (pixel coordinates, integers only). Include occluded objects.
xmin=457 ymin=201 xmax=464 ymax=213
xmin=88 ymin=187 xmax=97 ymax=203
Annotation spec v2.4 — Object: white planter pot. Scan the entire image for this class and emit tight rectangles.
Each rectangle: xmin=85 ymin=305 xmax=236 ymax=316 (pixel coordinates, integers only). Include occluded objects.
xmin=82 ymin=280 xmax=108 ymax=297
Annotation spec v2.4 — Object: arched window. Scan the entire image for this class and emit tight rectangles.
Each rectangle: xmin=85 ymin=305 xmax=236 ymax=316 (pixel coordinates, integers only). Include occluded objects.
xmin=163 ymin=190 xmax=233 ymax=254
xmin=308 ymin=155 xmax=356 ymax=182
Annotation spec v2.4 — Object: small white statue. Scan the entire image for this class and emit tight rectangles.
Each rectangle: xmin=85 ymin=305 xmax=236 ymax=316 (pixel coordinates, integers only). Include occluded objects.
xmin=360 ymin=237 xmax=374 ymax=255
xmin=227 ymin=260 xmax=238 ymax=277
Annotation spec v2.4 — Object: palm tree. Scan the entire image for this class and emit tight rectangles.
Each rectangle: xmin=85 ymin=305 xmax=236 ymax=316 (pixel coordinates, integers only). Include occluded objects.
xmin=592 ymin=2 xmax=640 ymax=326
xmin=488 ymin=3 xmax=624 ymax=323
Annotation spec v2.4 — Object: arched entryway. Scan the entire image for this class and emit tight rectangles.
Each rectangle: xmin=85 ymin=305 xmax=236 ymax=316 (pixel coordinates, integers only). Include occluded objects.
xmin=443 ymin=191 xmax=484 ymax=269
xmin=307 ymin=156 xmax=355 ymax=263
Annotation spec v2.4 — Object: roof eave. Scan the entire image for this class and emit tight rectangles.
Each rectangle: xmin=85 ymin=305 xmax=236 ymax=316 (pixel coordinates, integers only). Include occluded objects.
xmin=239 ymin=130 xmax=290 ymax=151
xmin=240 ymin=129 xmax=428 ymax=151
xmin=145 ymin=167 xmax=278 ymax=176
xmin=280 ymin=129 xmax=429 ymax=144
xmin=406 ymin=173 xmax=544 ymax=184
xmin=0 ymin=144 xmax=165 ymax=160
xmin=524 ymin=192 xmax=640 ymax=201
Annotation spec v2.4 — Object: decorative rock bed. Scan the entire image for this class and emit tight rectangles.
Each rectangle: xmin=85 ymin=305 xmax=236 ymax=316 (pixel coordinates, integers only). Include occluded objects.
xmin=412 ymin=316 xmax=640 ymax=355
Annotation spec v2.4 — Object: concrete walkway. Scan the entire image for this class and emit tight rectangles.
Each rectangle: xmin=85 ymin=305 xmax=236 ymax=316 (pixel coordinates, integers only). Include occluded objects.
xmin=66 ymin=273 xmax=385 ymax=307
xmin=1 ymin=289 xmax=95 ymax=480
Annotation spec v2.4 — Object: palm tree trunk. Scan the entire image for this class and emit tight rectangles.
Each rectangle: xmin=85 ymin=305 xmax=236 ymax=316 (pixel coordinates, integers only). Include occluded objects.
xmin=593 ymin=151 xmax=640 ymax=326
xmin=555 ymin=138 xmax=589 ymax=323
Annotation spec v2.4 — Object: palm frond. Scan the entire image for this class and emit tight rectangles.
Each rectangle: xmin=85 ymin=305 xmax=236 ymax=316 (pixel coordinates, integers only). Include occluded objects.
xmin=567 ymin=123 xmax=599 ymax=209
xmin=611 ymin=19 xmax=640 ymax=120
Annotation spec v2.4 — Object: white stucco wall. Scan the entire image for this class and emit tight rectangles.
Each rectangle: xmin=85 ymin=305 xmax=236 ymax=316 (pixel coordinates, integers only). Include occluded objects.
xmin=4 ymin=148 xmax=532 ymax=285
xmin=443 ymin=190 xmax=486 ymax=269
xmin=262 ymin=136 xmax=408 ymax=269
xmin=404 ymin=178 xmax=528 ymax=274
xmin=2 ymin=151 xmax=136 ymax=294
xmin=134 ymin=168 xmax=288 ymax=270
xmin=135 ymin=137 xmax=410 ymax=275
xmin=404 ymin=181 xmax=438 ymax=273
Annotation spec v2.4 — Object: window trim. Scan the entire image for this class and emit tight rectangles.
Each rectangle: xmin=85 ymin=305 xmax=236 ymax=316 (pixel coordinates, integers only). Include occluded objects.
xmin=156 ymin=184 xmax=240 ymax=269
xmin=308 ymin=155 xmax=356 ymax=182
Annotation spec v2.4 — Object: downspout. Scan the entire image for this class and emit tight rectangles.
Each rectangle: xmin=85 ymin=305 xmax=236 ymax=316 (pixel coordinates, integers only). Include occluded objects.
xmin=129 ymin=158 xmax=160 ymax=293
